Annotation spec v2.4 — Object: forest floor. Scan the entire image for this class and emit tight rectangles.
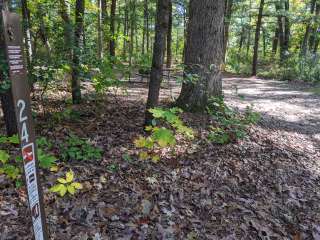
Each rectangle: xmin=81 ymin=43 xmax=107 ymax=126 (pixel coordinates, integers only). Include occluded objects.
xmin=1 ymin=75 xmax=320 ymax=240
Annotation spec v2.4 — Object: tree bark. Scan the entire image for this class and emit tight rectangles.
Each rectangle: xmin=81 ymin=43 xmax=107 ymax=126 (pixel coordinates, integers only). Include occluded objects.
xmin=223 ymin=0 xmax=234 ymax=62
xmin=123 ymin=0 xmax=128 ymax=60
xmin=109 ymin=0 xmax=117 ymax=57
xmin=71 ymin=0 xmax=85 ymax=104
xmin=166 ymin=0 xmax=172 ymax=68
xmin=145 ymin=0 xmax=170 ymax=126
xmin=59 ymin=0 xmax=73 ymax=60
xmin=272 ymin=27 xmax=279 ymax=55
xmin=21 ymin=0 xmax=33 ymax=67
xmin=97 ymin=0 xmax=103 ymax=59
xmin=252 ymin=0 xmax=264 ymax=76
xmin=301 ymin=0 xmax=316 ymax=56
xmin=0 ymin=0 xmax=18 ymax=136
xmin=177 ymin=0 xmax=225 ymax=112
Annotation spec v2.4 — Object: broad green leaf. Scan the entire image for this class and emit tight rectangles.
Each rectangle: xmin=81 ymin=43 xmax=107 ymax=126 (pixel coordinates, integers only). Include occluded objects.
xmin=66 ymin=171 xmax=74 ymax=183
xmin=57 ymin=178 xmax=68 ymax=184
xmin=0 ymin=150 xmax=10 ymax=164
xmin=71 ymin=182 xmax=83 ymax=190
xmin=67 ymin=185 xmax=76 ymax=195
xmin=59 ymin=186 xmax=67 ymax=197
xmin=152 ymin=128 xmax=176 ymax=147
xmin=50 ymin=184 xmax=65 ymax=193
xmin=8 ymin=135 xmax=19 ymax=144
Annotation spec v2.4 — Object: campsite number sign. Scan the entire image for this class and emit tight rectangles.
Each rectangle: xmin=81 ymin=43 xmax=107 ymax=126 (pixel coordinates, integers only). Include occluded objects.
xmin=1 ymin=10 xmax=49 ymax=240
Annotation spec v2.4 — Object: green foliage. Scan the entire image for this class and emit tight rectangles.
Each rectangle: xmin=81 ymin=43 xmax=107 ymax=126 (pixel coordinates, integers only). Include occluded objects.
xmin=38 ymin=149 xmax=57 ymax=169
xmin=207 ymin=97 xmax=260 ymax=144
xmin=134 ymin=108 xmax=194 ymax=162
xmin=137 ymin=53 xmax=152 ymax=74
xmin=92 ymin=56 xmax=125 ymax=94
xmin=52 ymin=108 xmax=82 ymax=123
xmin=61 ymin=135 xmax=102 ymax=161
xmin=50 ymin=170 xmax=83 ymax=197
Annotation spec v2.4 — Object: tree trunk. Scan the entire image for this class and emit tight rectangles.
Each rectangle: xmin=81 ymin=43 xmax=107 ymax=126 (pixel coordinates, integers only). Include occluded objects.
xmin=109 ymin=0 xmax=117 ymax=57
xmin=71 ymin=0 xmax=85 ymax=104
xmin=142 ymin=0 xmax=148 ymax=55
xmin=123 ymin=0 xmax=128 ymax=60
xmin=301 ymin=0 xmax=316 ymax=56
xmin=309 ymin=3 xmax=320 ymax=51
xmin=21 ymin=0 xmax=33 ymax=67
xmin=252 ymin=0 xmax=264 ymax=76
xmin=272 ymin=27 xmax=279 ymax=54
xmin=97 ymin=0 xmax=103 ymax=59
xmin=166 ymin=0 xmax=172 ymax=68
xmin=129 ymin=0 xmax=136 ymax=66
xmin=0 ymin=0 xmax=18 ymax=136
xmin=176 ymin=0 xmax=225 ymax=112
xmin=145 ymin=0 xmax=170 ymax=126
xmin=223 ymin=0 xmax=233 ymax=62
xmin=59 ymin=0 xmax=73 ymax=60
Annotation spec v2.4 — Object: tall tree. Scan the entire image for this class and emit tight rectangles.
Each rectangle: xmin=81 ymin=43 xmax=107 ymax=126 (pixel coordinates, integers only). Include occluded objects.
xmin=71 ymin=0 xmax=85 ymax=104
xmin=177 ymin=0 xmax=225 ymax=111
xmin=145 ymin=0 xmax=170 ymax=126
xmin=109 ymin=0 xmax=117 ymax=57
xmin=301 ymin=0 xmax=316 ymax=56
xmin=223 ymin=0 xmax=234 ymax=62
xmin=97 ymin=0 xmax=103 ymax=59
xmin=252 ymin=0 xmax=264 ymax=76
xmin=166 ymin=0 xmax=172 ymax=68
xmin=59 ymin=0 xmax=73 ymax=60
xmin=21 ymin=0 xmax=33 ymax=67
xmin=0 ymin=0 xmax=18 ymax=136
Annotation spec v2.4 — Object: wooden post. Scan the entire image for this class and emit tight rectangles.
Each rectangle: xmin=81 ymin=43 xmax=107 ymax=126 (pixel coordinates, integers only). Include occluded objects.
xmin=1 ymin=9 xmax=49 ymax=240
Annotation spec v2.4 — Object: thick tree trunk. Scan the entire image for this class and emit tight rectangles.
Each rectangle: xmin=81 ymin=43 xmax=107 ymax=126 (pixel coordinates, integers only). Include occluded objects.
xmin=166 ymin=0 xmax=172 ymax=68
xmin=71 ymin=0 xmax=85 ymax=104
xmin=177 ymin=0 xmax=225 ymax=112
xmin=252 ymin=0 xmax=264 ymax=76
xmin=145 ymin=0 xmax=170 ymax=126
xmin=0 ymin=0 xmax=18 ymax=136
xmin=109 ymin=0 xmax=117 ymax=57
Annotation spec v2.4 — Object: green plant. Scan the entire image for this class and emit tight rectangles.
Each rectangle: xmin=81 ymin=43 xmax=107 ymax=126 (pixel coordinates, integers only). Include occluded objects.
xmin=134 ymin=108 xmax=194 ymax=162
xmin=206 ymin=97 xmax=260 ymax=144
xmin=61 ymin=135 xmax=102 ymax=161
xmin=50 ymin=170 xmax=83 ymax=197
xmin=0 ymin=135 xmax=21 ymax=182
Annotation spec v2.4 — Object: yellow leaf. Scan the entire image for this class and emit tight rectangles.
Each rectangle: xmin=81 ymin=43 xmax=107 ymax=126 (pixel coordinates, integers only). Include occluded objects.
xmin=151 ymin=155 xmax=160 ymax=163
xmin=66 ymin=171 xmax=74 ymax=183
xmin=57 ymin=178 xmax=67 ymax=184
xmin=71 ymin=182 xmax=83 ymax=190
xmin=67 ymin=185 xmax=76 ymax=195
xmin=50 ymin=166 xmax=59 ymax=172
xmin=139 ymin=151 xmax=149 ymax=160
xmin=59 ymin=186 xmax=67 ymax=197
xmin=134 ymin=136 xmax=147 ymax=148
xmin=50 ymin=184 xmax=64 ymax=193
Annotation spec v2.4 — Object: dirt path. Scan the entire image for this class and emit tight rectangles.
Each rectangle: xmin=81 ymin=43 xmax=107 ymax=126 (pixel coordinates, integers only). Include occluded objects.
xmin=223 ymin=77 xmax=320 ymax=155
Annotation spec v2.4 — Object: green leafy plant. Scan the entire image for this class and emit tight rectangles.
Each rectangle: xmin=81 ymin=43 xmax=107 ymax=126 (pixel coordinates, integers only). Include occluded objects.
xmin=50 ymin=170 xmax=83 ymax=197
xmin=61 ymin=135 xmax=102 ymax=161
xmin=207 ymin=97 xmax=260 ymax=144
xmin=134 ymin=108 xmax=194 ymax=162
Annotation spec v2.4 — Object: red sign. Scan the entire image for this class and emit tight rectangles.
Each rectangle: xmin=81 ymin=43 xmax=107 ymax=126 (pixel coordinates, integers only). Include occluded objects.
xmin=22 ymin=143 xmax=34 ymax=164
